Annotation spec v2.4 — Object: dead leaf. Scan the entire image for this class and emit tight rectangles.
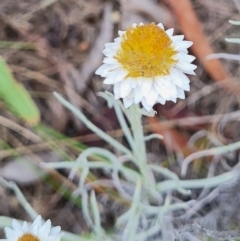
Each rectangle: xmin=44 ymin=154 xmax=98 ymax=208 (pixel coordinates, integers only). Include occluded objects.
xmin=0 ymin=152 xmax=62 ymax=185
xmin=0 ymin=158 xmax=45 ymax=185
xmin=76 ymin=3 xmax=114 ymax=91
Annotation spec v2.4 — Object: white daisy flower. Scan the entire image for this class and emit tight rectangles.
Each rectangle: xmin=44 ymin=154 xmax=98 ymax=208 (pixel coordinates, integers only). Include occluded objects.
xmin=2 ymin=215 xmax=63 ymax=241
xmin=96 ymin=22 xmax=197 ymax=112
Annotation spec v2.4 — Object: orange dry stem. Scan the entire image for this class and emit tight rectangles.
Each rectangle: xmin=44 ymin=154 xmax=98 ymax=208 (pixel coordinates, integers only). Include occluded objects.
xmin=167 ymin=0 xmax=230 ymax=83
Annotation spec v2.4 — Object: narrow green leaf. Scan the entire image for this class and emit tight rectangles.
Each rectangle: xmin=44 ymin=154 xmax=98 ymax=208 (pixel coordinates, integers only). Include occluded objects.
xmin=0 ymin=41 xmax=36 ymax=50
xmin=229 ymin=20 xmax=240 ymax=25
xmin=225 ymin=38 xmax=240 ymax=44
xmin=0 ymin=57 xmax=40 ymax=125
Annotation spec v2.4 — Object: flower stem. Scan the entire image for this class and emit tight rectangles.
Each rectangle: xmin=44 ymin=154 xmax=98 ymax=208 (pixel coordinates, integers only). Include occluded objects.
xmin=127 ymin=105 xmax=152 ymax=185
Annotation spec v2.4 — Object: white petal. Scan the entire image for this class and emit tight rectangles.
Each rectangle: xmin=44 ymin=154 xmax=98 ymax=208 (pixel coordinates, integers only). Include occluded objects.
xmin=155 ymin=78 xmax=171 ymax=99
xmin=169 ymin=68 xmax=183 ymax=87
xmin=134 ymin=86 xmax=143 ymax=104
xmin=155 ymin=77 xmax=177 ymax=99
xmin=177 ymin=52 xmax=196 ymax=63
xmin=12 ymin=220 xmax=22 ymax=231
xmin=113 ymin=82 xmax=121 ymax=99
xmin=127 ymin=89 xmax=134 ymax=98
xmin=123 ymin=97 xmax=134 ymax=108
xmin=176 ymin=48 xmax=189 ymax=54
xmin=157 ymin=23 xmax=164 ymax=29
xmin=166 ymin=28 xmax=174 ymax=37
xmin=177 ymin=88 xmax=185 ymax=99
xmin=104 ymin=69 xmax=126 ymax=84
xmin=103 ymin=57 xmax=118 ymax=64
xmin=176 ymin=62 xmax=197 ymax=74
xmin=105 ymin=42 xmax=118 ymax=49
xmin=50 ymin=226 xmax=61 ymax=235
xmin=120 ymin=80 xmax=133 ymax=98
xmin=179 ymin=71 xmax=191 ymax=84
xmin=95 ymin=64 xmax=108 ymax=75
xmin=103 ymin=77 xmax=116 ymax=85
xmin=187 ymin=70 xmax=196 ymax=75
xmin=181 ymin=82 xmax=190 ymax=91
xmin=104 ymin=76 xmax=118 ymax=85
xmin=31 ymin=216 xmax=42 ymax=230
xmin=118 ymin=30 xmax=125 ymax=36
xmin=169 ymin=96 xmax=176 ymax=103
xmin=145 ymin=87 xmax=158 ymax=106
xmin=157 ymin=96 xmax=166 ymax=105
xmin=102 ymin=48 xmax=115 ymax=57
xmin=101 ymin=64 xmax=121 ymax=77
xmin=175 ymin=41 xmax=193 ymax=51
xmin=141 ymin=80 xmax=153 ymax=96
xmin=5 ymin=227 xmax=14 ymax=239
xmin=177 ymin=61 xmax=196 ymax=71
xmin=114 ymin=37 xmax=121 ymax=43
xmin=31 ymin=226 xmax=38 ymax=234
xmin=96 ymin=64 xmax=119 ymax=76
xmin=164 ymin=80 xmax=177 ymax=97
xmin=171 ymin=35 xmax=184 ymax=42
xmin=40 ymin=220 xmax=51 ymax=237
xmin=115 ymin=70 xmax=128 ymax=83
xmin=128 ymin=78 xmax=138 ymax=88
xmin=141 ymin=98 xmax=153 ymax=112
xmin=135 ymin=77 xmax=144 ymax=86
xmin=22 ymin=222 xmax=29 ymax=233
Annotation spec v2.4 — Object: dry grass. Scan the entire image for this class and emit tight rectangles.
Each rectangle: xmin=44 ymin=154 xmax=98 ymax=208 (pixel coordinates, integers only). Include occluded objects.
xmin=0 ymin=0 xmax=240 ymax=238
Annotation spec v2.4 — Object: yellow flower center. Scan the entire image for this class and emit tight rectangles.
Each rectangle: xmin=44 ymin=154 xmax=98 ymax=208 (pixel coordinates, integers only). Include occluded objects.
xmin=115 ymin=23 xmax=178 ymax=78
xmin=18 ymin=234 xmax=40 ymax=241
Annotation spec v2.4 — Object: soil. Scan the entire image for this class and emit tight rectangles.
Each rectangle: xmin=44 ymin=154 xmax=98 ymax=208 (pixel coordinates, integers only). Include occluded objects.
xmin=0 ymin=0 xmax=240 ymax=240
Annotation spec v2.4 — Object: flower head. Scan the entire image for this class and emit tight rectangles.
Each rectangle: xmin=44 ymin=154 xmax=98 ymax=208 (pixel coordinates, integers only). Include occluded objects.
xmin=96 ymin=22 xmax=197 ymax=112
xmin=3 ymin=216 xmax=63 ymax=241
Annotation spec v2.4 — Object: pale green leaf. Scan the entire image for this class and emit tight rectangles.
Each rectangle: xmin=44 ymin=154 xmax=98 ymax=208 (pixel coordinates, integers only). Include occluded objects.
xmin=0 ymin=57 xmax=40 ymax=125
xmin=229 ymin=20 xmax=240 ymax=25
xmin=225 ymin=38 xmax=240 ymax=44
